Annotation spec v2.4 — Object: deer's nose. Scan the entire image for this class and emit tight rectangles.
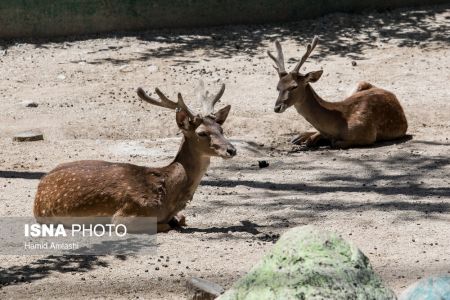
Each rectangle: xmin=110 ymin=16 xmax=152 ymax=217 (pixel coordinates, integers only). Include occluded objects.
xmin=274 ymin=104 xmax=286 ymax=113
xmin=226 ymin=147 xmax=237 ymax=157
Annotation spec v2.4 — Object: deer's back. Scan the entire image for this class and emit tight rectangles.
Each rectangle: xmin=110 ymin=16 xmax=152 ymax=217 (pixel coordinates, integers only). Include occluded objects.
xmin=334 ymin=87 xmax=408 ymax=139
xmin=34 ymin=160 xmax=168 ymax=218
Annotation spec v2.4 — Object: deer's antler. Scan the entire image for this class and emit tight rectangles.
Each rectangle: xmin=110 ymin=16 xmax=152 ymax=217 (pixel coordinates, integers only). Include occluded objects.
xmin=293 ymin=36 xmax=319 ymax=74
xmin=196 ymin=80 xmax=226 ymax=117
xmin=267 ymin=41 xmax=287 ymax=76
xmin=137 ymin=87 xmax=197 ymax=120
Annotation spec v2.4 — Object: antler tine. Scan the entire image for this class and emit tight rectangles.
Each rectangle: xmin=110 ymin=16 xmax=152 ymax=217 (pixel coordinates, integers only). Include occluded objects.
xmin=198 ymin=80 xmax=226 ymax=116
xmin=137 ymin=87 xmax=177 ymax=110
xmin=210 ymin=83 xmax=225 ymax=108
xmin=275 ymin=41 xmax=285 ymax=72
xmin=267 ymin=40 xmax=286 ymax=75
xmin=293 ymin=36 xmax=319 ymax=73
xmin=176 ymin=93 xmax=196 ymax=120
xmin=137 ymin=87 xmax=197 ymax=119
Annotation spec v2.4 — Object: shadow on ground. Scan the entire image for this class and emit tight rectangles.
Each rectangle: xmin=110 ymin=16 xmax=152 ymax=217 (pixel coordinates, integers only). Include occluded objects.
xmin=129 ymin=4 xmax=449 ymax=62
xmin=1 ymin=4 xmax=448 ymax=65
xmin=202 ymin=148 xmax=449 ymax=225
xmin=0 ymin=171 xmax=46 ymax=180
xmin=0 ymin=237 xmax=156 ymax=288
xmin=0 ymin=255 xmax=108 ymax=288
xmin=180 ymin=220 xmax=262 ymax=235
xmin=289 ymin=135 xmax=414 ymax=152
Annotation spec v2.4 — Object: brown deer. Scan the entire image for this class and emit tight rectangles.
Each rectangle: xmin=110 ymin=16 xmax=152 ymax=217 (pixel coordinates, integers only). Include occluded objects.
xmin=34 ymin=81 xmax=236 ymax=232
xmin=268 ymin=37 xmax=408 ymax=148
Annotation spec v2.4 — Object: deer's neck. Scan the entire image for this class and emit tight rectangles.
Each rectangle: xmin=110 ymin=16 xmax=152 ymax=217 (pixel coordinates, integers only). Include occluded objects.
xmin=293 ymin=84 xmax=345 ymax=136
xmin=171 ymin=138 xmax=210 ymax=194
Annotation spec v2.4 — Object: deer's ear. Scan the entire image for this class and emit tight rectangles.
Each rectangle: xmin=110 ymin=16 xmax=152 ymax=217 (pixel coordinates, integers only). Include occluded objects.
xmin=305 ymin=70 xmax=323 ymax=83
xmin=214 ymin=105 xmax=231 ymax=125
xmin=176 ymin=110 xmax=193 ymax=131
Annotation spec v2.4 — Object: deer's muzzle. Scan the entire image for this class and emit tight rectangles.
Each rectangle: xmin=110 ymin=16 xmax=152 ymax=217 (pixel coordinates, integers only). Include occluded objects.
xmin=226 ymin=146 xmax=237 ymax=157
xmin=274 ymin=103 xmax=287 ymax=113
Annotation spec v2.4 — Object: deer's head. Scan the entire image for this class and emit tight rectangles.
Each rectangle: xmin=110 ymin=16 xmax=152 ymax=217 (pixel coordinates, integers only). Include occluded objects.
xmin=268 ymin=36 xmax=323 ymax=113
xmin=137 ymin=81 xmax=236 ymax=159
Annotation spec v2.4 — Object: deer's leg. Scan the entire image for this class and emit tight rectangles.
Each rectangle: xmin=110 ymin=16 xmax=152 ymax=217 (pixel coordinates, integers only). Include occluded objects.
xmin=333 ymin=122 xmax=377 ymax=149
xmin=168 ymin=212 xmax=186 ymax=228
xmin=175 ymin=213 xmax=186 ymax=226
xmin=112 ymin=202 xmax=165 ymax=233
xmin=114 ymin=217 xmax=172 ymax=233
xmin=291 ymin=131 xmax=317 ymax=145
xmin=332 ymin=132 xmax=376 ymax=149
xmin=304 ymin=132 xmax=328 ymax=147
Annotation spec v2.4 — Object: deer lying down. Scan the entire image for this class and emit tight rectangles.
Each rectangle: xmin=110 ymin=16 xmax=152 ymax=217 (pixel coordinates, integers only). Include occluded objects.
xmin=34 ymin=82 xmax=236 ymax=232
xmin=268 ymin=37 xmax=408 ymax=149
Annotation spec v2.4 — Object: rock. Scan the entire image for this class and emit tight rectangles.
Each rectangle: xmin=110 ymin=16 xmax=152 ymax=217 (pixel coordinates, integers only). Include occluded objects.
xmin=21 ymin=101 xmax=38 ymax=108
xmin=186 ymin=277 xmax=224 ymax=300
xmin=219 ymin=226 xmax=395 ymax=300
xmin=13 ymin=130 xmax=44 ymax=142
xmin=57 ymin=74 xmax=66 ymax=80
xmin=258 ymin=160 xmax=269 ymax=168
xmin=352 ymin=60 xmax=357 ymax=66
xmin=399 ymin=275 xmax=450 ymax=300
xmin=147 ymin=65 xmax=159 ymax=73
xmin=119 ymin=65 xmax=134 ymax=73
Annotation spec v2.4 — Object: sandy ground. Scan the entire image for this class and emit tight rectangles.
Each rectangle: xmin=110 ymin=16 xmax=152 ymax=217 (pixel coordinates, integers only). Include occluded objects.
xmin=0 ymin=4 xmax=449 ymax=299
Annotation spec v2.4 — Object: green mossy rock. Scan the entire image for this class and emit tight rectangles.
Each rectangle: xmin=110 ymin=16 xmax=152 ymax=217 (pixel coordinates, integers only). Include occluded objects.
xmin=219 ymin=226 xmax=396 ymax=300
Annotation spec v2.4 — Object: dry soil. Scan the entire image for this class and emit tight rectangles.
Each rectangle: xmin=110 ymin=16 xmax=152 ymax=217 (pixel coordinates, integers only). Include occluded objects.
xmin=0 ymin=4 xmax=449 ymax=299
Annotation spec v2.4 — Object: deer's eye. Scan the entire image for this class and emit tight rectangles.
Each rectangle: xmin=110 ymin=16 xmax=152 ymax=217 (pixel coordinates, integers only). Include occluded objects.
xmin=198 ymin=131 xmax=208 ymax=137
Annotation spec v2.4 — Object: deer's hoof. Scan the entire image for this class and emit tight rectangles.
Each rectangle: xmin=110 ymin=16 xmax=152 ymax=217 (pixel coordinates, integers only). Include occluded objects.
xmin=291 ymin=132 xmax=316 ymax=145
xmin=168 ymin=213 xmax=186 ymax=228
xmin=291 ymin=136 xmax=303 ymax=145
xmin=175 ymin=213 xmax=186 ymax=226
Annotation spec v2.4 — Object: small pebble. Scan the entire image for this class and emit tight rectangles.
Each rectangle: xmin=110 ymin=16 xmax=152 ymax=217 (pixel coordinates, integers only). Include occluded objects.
xmin=258 ymin=160 xmax=269 ymax=168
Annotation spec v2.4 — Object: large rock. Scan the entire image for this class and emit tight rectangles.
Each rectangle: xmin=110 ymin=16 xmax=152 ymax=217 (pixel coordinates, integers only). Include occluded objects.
xmin=187 ymin=277 xmax=224 ymax=300
xmin=219 ymin=226 xmax=396 ymax=300
xmin=399 ymin=275 xmax=450 ymax=300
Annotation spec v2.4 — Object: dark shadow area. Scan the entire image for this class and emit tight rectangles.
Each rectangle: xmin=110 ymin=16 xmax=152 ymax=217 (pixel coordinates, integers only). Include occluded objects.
xmin=411 ymin=139 xmax=450 ymax=146
xmin=290 ymin=135 xmax=414 ymax=152
xmin=210 ymin=198 xmax=450 ymax=214
xmin=0 ymin=237 xmax=156 ymax=288
xmin=0 ymin=171 xmax=46 ymax=180
xmin=180 ymin=220 xmax=262 ymax=235
xmin=96 ymin=4 xmax=450 ymax=63
xmin=370 ymin=134 xmax=414 ymax=148
xmin=203 ymin=179 xmax=449 ymax=197
xmin=1 ymin=4 xmax=448 ymax=64
xmin=205 ymin=151 xmax=450 ymax=200
xmin=0 ymin=255 xmax=108 ymax=288
xmin=179 ymin=220 xmax=282 ymax=243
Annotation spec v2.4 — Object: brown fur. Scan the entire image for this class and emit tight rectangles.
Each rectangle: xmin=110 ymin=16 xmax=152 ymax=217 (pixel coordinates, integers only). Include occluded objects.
xmin=269 ymin=38 xmax=408 ymax=148
xmin=34 ymin=86 xmax=236 ymax=232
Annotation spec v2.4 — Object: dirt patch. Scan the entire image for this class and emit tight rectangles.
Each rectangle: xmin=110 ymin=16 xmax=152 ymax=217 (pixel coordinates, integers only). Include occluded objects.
xmin=0 ymin=4 xmax=449 ymax=299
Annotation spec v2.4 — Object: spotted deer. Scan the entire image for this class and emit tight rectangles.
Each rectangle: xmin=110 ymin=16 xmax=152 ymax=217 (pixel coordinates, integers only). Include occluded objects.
xmin=268 ymin=36 xmax=408 ymax=148
xmin=34 ymin=81 xmax=236 ymax=232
